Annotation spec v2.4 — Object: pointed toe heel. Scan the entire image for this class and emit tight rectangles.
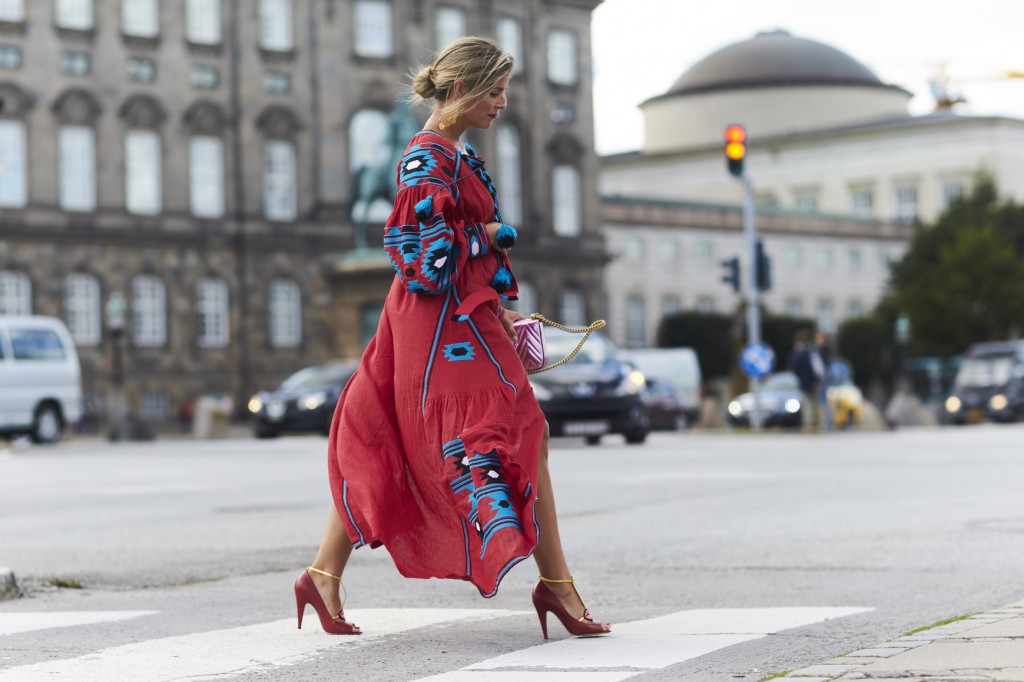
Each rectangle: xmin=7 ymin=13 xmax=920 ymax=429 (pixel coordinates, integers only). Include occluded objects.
xmin=531 ymin=576 xmax=610 ymax=639
xmin=294 ymin=567 xmax=361 ymax=635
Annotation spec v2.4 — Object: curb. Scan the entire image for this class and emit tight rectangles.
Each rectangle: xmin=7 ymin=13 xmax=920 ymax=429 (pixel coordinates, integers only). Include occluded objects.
xmin=0 ymin=567 xmax=18 ymax=601
xmin=779 ymin=600 xmax=1024 ymax=680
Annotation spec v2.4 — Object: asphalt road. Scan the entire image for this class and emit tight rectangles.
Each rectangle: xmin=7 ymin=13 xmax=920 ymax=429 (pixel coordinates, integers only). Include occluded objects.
xmin=2 ymin=424 xmax=1024 ymax=680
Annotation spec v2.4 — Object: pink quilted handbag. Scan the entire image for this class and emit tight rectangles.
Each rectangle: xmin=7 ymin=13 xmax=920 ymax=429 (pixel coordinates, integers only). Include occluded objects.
xmin=513 ymin=314 xmax=606 ymax=374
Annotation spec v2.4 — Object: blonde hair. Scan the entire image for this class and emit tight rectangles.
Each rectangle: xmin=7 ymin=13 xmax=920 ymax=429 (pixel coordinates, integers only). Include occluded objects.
xmin=410 ymin=37 xmax=514 ymax=129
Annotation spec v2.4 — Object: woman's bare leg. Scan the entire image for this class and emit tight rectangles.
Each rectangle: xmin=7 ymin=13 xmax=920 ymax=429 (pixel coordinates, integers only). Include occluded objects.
xmin=308 ymin=506 xmax=360 ymax=630
xmin=531 ymin=423 xmax=610 ymax=629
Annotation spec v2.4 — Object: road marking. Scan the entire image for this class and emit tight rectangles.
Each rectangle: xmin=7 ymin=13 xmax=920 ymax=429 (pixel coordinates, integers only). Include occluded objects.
xmin=0 ymin=611 xmax=158 ymax=636
xmin=0 ymin=608 xmax=524 ymax=682
xmin=414 ymin=607 xmax=874 ymax=681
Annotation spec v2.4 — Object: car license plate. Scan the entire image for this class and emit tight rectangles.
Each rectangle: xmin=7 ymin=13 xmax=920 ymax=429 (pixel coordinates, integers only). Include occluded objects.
xmin=967 ymin=409 xmax=984 ymax=424
xmin=563 ymin=420 xmax=609 ymax=436
xmin=266 ymin=400 xmax=286 ymax=420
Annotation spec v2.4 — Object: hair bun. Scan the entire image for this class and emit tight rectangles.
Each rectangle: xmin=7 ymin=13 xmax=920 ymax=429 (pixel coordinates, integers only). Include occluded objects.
xmin=412 ymin=65 xmax=437 ymax=100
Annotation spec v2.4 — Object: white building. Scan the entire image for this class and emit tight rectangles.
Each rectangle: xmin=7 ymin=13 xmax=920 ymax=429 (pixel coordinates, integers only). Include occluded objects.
xmin=599 ymin=29 xmax=1024 ymax=347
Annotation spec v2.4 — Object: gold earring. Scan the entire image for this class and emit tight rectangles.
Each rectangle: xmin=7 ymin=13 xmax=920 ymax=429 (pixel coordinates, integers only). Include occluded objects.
xmin=438 ymin=109 xmax=457 ymax=131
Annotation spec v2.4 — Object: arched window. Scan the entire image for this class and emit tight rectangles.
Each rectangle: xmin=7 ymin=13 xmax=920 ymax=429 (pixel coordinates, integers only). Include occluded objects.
xmin=196 ymin=277 xmax=229 ymax=347
xmin=132 ymin=275 xmax=166 ymax=347
xmin=268 ymin=278 xmax=301 ymax=348
xmin=59 ymin=126 xmax=96 ymax=211
xmin=0 ymin=270 xmax=30 ymax=315
xmin=64 ymin=273 xmax=100 ymax=345
xmin=189 ymin=136 xmax=225 ymax=218
xmin=495 ymin=124 xmax=523 ymax=225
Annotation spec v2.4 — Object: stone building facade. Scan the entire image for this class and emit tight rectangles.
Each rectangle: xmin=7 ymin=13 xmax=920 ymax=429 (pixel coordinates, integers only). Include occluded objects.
xmin=0 ymin=0 xmax=604 ymax=428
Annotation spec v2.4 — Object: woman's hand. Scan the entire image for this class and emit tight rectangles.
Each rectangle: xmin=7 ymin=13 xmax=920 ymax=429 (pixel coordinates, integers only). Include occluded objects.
xmin=500 ymin=309 xmax=525 ymax=343
xmin=484 ymin=222 xmax=506 ymax=255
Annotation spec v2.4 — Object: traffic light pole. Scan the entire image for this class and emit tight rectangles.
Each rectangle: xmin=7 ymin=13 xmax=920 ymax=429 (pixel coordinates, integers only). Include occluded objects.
xmin=742 ymin=175 xmax=764 ymax=431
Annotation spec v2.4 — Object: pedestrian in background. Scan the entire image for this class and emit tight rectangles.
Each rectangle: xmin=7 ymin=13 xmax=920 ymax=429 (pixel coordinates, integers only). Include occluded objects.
xmin=789 ymin=328 xmax=825 ymax=431
xmin=815 ymin=330 xmax=834 ymax=431
xmin=293 ymin=37 xmax=610 ymax=640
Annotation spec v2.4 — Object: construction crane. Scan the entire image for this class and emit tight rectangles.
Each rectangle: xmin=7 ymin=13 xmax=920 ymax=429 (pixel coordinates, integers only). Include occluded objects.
xmin=929 ymin=64 xmax=1024 ymax=110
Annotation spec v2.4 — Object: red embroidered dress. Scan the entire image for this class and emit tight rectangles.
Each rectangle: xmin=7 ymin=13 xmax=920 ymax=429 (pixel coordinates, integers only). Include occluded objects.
xmin=328 ymin=131 xmax=543 ymax=597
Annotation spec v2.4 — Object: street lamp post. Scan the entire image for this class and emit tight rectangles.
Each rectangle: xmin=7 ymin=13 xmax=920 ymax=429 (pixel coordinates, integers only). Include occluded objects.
xmin=105 ymin=292 xmax=127 ymax=441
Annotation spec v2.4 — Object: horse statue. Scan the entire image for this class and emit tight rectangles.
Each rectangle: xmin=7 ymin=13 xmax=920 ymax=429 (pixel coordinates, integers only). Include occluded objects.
xmin=349 ymin=98 xmax=423 ymax=251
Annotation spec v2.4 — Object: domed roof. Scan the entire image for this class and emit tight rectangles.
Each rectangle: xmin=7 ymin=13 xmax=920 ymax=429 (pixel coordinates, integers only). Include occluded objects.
xmin=666 ymin=30 xmax=895 ymax=97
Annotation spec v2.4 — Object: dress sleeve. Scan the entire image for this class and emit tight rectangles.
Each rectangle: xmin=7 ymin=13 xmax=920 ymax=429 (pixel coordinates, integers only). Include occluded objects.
xmin=383 ymin=143 xmax=490 ymax=296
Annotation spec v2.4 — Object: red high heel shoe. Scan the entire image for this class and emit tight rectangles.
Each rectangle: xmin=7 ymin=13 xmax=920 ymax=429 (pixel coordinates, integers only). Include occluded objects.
xmin=532 ymin=576 xmax=610 ymax=639
xmin=294 ymin=567 xmax=361 ymax=635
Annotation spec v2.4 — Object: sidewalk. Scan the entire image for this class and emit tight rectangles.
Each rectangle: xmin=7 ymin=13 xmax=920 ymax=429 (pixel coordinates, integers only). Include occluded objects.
xmin=780 ymin=600 xmax=1024 ymax=681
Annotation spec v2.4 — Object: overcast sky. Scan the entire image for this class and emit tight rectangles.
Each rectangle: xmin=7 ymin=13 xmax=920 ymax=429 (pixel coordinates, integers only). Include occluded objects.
xmin=591 ymin=0 xmax=1024 ymax=155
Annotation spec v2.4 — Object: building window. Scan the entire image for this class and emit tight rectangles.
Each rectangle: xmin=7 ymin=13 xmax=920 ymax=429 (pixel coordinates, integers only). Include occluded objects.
xmin=64 ymin=273 xmax=101 ymax=346
xmin=269 ymin=278 xmax=301 ymax=348
xmin=661 ymin=294 xmax=681 ymax=318
xmin=186 ymin=0 xmax=221 ymax=45
xmin=694 ymin=239 xmax=713 ymax=264
xmin=435 ymin=6 xmax=465 ymax=49
xmin=785 ymin=298 xmax=803 ymax=317
xmin=625 ymin=294 xmax=646 ymax=348
xmin=755 ymin=191 xmax=779 ymax=208
xmin=140 ymin=391 xmax=170 ymax=419
xmin=353 ymin=0 xmax=392 ymax=58
xmin=59 ymin=126 xmax=96 ymax=212
xmin=0 ymin=0 xmax=24 ymax=22
xmin=132 ymin=275 xmax=166 ymax=346
xmin=696 ymin=296 xmax=715 ymax=313
xmin=55 ymin=0 xmax=93 ymax=30
xmin=509 ymin=280 xmax=536 ymax=315
xmin=560 ymin=289 xmax=585 ymax=327
xmin=660 ymin=238 xmax=681 ymax=263
xmin=851 ymin=188 xmax=873 ymax=218
xmin=941 ymin=179 xmax=963 ymax=210
xmin=794 ymin=189 xmax=818 ymax=212
xmin=895 ymin=184 xmax=918 ymax=224
xmin=878 ymin=248 xmax=894 ymax=270
xmin=495 ymin=124 xmax=523 ymax=225
xmin=127 ymin=57 xmax=157 ymax=82
xmin=552 ymin=165 xmax=581 ymax=237
xmin=197 ymin=277 xmax=229 ymax=347
xmin=547 ymin=29 xmax=577 ymax=85
xmin=623 ymin=235 xmax=644 ymax=261
xmin=846 ymin=300 xmax=864 ymax=319
xmin=816 ymin=299 xmax=835 ymax=333
xmin=189 ymin=136 xmax=225 ymax=218
xmin=0 ymin=121 xmax=26 ymax=208
xmin=847 ymin=247 xmax=862 ymax=270
xmin=264 ymin=140 xmax=297 ymax=221
xmin=263 ymin=70 xmax=291 ymax=94
xmin=0 ymin=270 xmax=31 ymax=315
xmin=60 ymin=50 xmax=91 ymax=75
xmin=814 ymin=245 xmax=833 ymax=270
xmin=122 ymin=0 xmax=158 ymax=37
xmin=125 ymin=130 xmax=161 ymax=215
xmin=259 ymin=0 xmax=292 ymax=52
xmin=191 ymin=64 xmax=220 ymax=89
xmin=496 ymin=17 xmax=522 ymax=74
xmin=0 ymin=45 xmax=21 ymax=69
xmin=782 ymin=243 xmax=801 ymax=269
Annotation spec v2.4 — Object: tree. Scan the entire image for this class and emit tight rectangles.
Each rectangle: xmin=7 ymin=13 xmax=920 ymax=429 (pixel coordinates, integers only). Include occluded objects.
xmin=888 ymin=176 xmax=1024 ymax=357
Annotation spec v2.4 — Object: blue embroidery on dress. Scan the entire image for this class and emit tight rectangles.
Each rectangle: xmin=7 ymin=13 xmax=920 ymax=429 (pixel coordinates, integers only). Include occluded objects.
xmin=443 ymin=342 xmax=476 ymax=362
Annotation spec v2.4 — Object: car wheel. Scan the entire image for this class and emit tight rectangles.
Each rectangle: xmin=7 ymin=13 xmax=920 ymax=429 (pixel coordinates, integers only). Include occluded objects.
xmin=253 ymin=422 xmax=279 ymax=439
xmin=624 ymin=430 xmax=648 ymax=445
xmin=584 ymin=435 xmax=602 ymax=446
xmin=32 ymin=403 xmax=63 ymax=444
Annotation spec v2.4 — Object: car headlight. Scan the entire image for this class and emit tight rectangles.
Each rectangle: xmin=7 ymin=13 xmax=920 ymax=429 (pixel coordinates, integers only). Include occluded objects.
xmin=248 ymin=396 xmax=263 ymax=413
xmin=945 ymin=396 xmax=962 ymax=413
xmin=784 ymin=399 xmax=801 ymax=413
xmin=990 ymin=394 xmax=1009 ymax=411
xmin=300 ymin=391 xmax=328 ymax=411
xmin=727 ymin=400 xmax=743 ymax=417
xmin=613 ymin=370 xmax=646 ymax=396
xmin=529 ymin=381 xmax=552 ymax=401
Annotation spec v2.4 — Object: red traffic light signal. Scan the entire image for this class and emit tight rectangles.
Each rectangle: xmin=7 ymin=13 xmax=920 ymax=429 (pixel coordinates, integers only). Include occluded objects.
xmin=724 ymin=124 xmax=746 ymax=177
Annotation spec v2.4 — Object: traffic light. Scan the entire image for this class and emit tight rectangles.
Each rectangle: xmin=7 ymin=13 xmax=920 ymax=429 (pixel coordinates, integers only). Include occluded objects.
xmin=720 ymin=256 xmax=740 ymax=293
xmin=724 ymin=124 xmax=746 ymax=177
xmin=755 ymin=240 xmax=772 ymax=291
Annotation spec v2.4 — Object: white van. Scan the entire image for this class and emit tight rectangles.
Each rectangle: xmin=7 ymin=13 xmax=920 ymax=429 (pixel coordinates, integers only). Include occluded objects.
xmin=0 ymin=316 xmax=83 ymax=444
xmin=620 ymin=347 xmax=703 ymax=424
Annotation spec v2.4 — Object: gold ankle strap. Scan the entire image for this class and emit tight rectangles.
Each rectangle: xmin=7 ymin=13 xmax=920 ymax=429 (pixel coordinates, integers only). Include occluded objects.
xmin=307 ymin=566 xmax=348 ymax=612
xmin=307 ymin=566 xmax=342 ymax=581
xmin=538 ymin=575 xmax=574 ymax=584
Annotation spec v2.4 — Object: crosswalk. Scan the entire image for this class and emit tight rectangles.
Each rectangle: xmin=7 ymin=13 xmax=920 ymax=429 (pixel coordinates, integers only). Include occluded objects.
xmin=0 ymin=606 xmax=872 ymax=681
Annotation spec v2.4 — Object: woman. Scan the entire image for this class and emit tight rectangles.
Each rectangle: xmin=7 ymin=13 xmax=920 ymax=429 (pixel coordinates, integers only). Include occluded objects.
xmin=294 ymin=37 xmax=610 ymax=640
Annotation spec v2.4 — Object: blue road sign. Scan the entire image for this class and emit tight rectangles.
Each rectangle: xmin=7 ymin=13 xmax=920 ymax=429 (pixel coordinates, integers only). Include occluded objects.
xmin=740 ymin=341 xmax=775 ymax=378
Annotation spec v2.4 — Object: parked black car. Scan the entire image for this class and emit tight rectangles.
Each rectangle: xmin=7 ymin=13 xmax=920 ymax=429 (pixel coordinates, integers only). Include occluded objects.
xmin=943 ymin=341 xmax=1024 ymax=424
xmin=726 ymin=371 xmax=804 ymax=428
xmin=247 ymin=362 xmax=358 ymax=438
xmin=529 ymin=330 xmax=650 ymax=445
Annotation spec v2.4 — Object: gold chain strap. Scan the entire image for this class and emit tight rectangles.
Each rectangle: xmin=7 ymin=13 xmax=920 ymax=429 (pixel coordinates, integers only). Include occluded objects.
xmin=526 ymin=313 xmax=607 ymax=375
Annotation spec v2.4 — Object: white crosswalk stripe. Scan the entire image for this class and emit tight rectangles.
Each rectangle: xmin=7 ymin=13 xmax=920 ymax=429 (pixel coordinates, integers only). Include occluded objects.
xmin=0 ymin=606 xmax=873 ymax=681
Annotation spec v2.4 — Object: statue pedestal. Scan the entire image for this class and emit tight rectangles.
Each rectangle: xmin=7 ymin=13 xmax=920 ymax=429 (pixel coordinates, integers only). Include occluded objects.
xmin=329 ymin=249 xmax=394 ymax=359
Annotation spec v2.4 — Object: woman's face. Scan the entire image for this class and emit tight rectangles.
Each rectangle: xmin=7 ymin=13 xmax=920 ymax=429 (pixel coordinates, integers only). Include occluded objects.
xmin=461 ymin=74 xmax=510 ymax=130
